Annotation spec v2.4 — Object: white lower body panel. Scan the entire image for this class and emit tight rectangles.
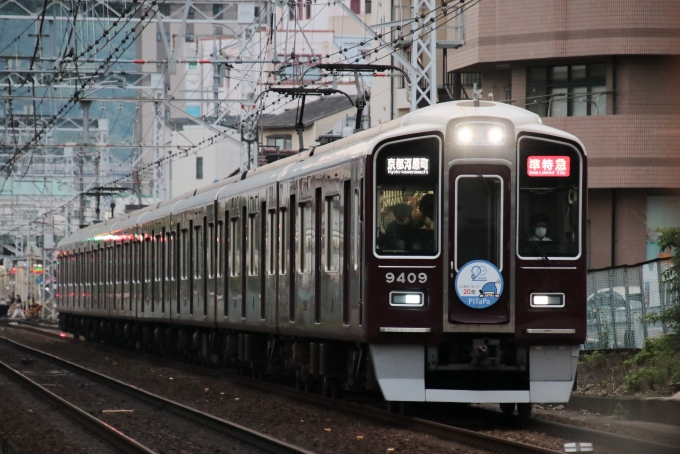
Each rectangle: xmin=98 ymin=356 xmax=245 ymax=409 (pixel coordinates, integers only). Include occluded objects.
xmin=369 ymin=344 xmax=579 ymax=404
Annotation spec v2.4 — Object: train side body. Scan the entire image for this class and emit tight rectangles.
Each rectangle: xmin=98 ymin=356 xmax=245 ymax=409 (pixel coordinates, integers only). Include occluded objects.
xmin=56 ymin=101 xmax=586 ymax=406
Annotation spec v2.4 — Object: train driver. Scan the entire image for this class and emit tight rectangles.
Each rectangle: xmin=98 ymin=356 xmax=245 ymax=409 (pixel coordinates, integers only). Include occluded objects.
xmin=529 ymin=213 xmax=552 ymax=241
xmin=383 ymin=203 xmax=416 ymax=250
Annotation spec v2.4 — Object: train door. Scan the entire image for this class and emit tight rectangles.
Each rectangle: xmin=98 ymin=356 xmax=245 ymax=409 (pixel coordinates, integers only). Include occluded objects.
xmin=214 ymin=202 xmax=228 ymax=328
xmin=346 ymin=161 xmax=364 ymax=332
xmin=121 ymin=240 xmax=131 ymax=317
xmin=295 ymin=177 xmax=316 ymax=329
xmin=192 ymin=213 xmax=206 ymax=322
xmin=276 ymin=183 xmax=292 ymax=331
xmin=149 ymin=225 xmax=166 ymax=321
xmin=243 ymin=190 xmax=267 ymax=327
xmin=166 ymin=222 xmax=178 ymax=322
xmin=448 ymin=162 xmax=512 ymax=325
xmin=205 ymin=205 xmax=217 ymax=326
xmin=131 ymin=233 xmax=141 ymax=319
xmin=226 ymin=198 xmax=243 ymax=323
xmin=263 ymin=186 xmax=278 ymax=328
xmin=83 ymin=248 xmax=91 ymax=315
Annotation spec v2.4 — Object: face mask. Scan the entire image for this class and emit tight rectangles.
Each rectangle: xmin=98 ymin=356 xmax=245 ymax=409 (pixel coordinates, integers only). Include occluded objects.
xmin=535 ymin=227 xmax=547 ymax=238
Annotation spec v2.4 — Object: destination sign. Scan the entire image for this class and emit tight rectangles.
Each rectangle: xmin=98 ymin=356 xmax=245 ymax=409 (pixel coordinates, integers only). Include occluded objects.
xmin=387 ymin=157 xmax=429 ymax=175
xmin=527 ymin=156 xmax=570 ymax=177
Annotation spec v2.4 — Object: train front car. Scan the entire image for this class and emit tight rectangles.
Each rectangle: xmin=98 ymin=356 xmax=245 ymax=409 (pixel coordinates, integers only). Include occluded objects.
xmin=366 ymin=101 xmax=586 ymax=413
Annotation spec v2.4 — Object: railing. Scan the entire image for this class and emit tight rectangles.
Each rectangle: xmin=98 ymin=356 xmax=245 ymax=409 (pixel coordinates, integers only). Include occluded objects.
xmin=585 ymin=258 xmax=675 ymax=351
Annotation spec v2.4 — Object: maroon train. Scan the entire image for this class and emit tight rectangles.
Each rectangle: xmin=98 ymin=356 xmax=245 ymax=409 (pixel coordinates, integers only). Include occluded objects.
xmin=57 ymin=100 xmax=587 ymax=415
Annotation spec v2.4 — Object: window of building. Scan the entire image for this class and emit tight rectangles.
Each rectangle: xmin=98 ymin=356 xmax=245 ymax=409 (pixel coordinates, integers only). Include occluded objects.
xmin=266 ymin=135 xmax=292 ymax=151
xmin=350 ymin=0 xmax=360 ymax=13
xmin=275 ymin=57 xmax=322 ymax=83
xmin=196 ymin=157 xmax=203 ymax=180
xmin=526 ymin=63 xmax=606 ymax=117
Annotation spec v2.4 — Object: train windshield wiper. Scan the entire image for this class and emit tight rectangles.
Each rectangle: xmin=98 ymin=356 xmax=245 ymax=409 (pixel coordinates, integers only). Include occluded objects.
xmin=529 ymin=239 xmax=552 ymax=265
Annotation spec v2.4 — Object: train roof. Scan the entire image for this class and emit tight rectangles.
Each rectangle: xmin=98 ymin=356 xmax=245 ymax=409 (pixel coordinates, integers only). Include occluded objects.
xmin=58 ymin=101 xmax=583 ymax=249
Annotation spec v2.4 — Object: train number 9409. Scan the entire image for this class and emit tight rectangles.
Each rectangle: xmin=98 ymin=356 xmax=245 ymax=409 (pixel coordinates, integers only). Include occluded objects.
xmin=386 ymin=272 xmax=427 ymax=284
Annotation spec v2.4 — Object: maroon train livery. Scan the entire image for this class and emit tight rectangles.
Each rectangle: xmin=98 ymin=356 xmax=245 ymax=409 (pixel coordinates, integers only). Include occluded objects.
xmin=57 ymin=101 xmax=587 ymax=416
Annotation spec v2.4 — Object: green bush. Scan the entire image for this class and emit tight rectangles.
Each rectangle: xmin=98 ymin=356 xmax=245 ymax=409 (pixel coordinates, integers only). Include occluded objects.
xmin=623 ymin=226 xmax=680 ymax=394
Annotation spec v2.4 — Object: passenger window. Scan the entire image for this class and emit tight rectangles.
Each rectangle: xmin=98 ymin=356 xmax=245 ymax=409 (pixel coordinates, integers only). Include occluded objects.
xmin=166 ymin=232 xmax=175 ymax=281
xmin=249 ymin=212 xmax=258 ymax=276
xmin=326 ymin=195 xmax=340 ymax=272
xmin=194 ymin=225 xmax=202 ymax=279
xmin=207 ymin=223 xmax=214 ymax=278
xmin=230 ymin=216 xmax=239 ymax=277
xmin=279 ymin=208 xmax=287 ymax=275
xmin=299 ymin=202 xmax=312 ymax=273
xmin=181 ymin=228 xmax=189 ymax=280
xmin=155 ymin=235 xmax=162 ymax=281
xmin=216 ymin=221 xmax=223 ymax=278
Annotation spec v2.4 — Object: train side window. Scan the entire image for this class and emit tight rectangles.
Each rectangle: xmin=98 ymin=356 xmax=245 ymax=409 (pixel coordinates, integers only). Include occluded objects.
xmin=230 ymin=215 xmax=240 ymax=277
xmin=268 ymin=210 xmax=276 ymax=275
xmin=121 ymin=243 xmax=127 ymax=284
xmin=216 ymin=221 xmax=223 ymax=278
xmin=326 ymin=195 xmax=340 ymax=272
xmin=207 ymin=222 xmax=214 ymax=278
xmin=353 ymin=188 xmax=360 ymax=270
xmin=144 ymin=238 xmax=151 ymax=283
xmin=116 ymin=244 xmax=123 ymax=284
xmin=166 ymin=232 xmax=175 ymax=281
xmin=181 ymin=228 xmax=189 ymax=280
xmin=279 ymin=208 xmax=287 ymax=275
xmin=455 ymin=175 xmax=503 ymax=270
xmin=155 ymin=235 xmax=162 ymax=281
xmin=299 ymin=202 xmax=312 ymax=273
xmin=248 ymin=211 xmax=258 ymax=276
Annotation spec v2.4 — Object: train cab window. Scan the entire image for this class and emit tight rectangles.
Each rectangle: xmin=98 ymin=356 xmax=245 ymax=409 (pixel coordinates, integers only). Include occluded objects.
xmin=374 ymin=137 xmax=440 ymax=256
xmin=455 ymin=176 xmax=503 ymax=270
xmin=517 ymin=137 xmax=582 ymax=259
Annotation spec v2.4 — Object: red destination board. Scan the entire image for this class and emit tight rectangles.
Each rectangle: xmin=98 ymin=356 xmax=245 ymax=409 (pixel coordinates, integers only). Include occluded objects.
xmin=527 ymin=156 xmax=570 ymax=177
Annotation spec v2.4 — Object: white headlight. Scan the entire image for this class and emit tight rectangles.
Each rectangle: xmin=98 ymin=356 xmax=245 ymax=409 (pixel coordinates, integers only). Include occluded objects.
xmin=488 ymin=127 xmax=504 ymax=144
xmin=455 ymin=122 xmax=506 ymax=146
xmin=457 ymin=127 xmax=474 ymax=143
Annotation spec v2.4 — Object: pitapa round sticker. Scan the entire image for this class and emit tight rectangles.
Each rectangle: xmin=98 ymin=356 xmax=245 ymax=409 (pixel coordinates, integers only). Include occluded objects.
xmin=455 ymin=260 xmax=504 ymax=309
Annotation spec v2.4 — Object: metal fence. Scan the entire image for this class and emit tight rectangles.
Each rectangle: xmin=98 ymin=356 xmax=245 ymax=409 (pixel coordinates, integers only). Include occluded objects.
xmin=586 ymin=258 xmax=676 ymax=351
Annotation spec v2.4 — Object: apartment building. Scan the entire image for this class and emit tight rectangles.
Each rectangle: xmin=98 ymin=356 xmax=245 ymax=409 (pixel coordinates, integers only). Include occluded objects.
xmin=442 ymin=0 xmax=680 ymax=268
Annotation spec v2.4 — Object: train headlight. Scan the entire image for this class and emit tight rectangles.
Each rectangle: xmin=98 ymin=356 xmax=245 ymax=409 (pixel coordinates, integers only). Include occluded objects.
xmin=530 ymin=293 xmax=565 ymax=308
xmin=487 ymin=127 xmax=504 ymax=144
xmin=390 ymin=291 xmax=425 ymax=307
xmin=455 ymin=122 xmax=506 ymax=146
xmin=457 ymin=126 xmax=475 ymax=143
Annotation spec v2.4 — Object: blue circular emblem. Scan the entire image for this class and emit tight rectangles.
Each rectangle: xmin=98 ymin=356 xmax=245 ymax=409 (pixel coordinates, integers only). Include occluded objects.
xmin=454 ymin=260 xmax=504 ymax=309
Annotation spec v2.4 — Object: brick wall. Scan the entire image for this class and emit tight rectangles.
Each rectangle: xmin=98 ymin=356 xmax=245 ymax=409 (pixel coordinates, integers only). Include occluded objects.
xmin=588 ymin=189 xmax=647 ymax=268
xmin=447 ymin=0 xmax=680 ymax=72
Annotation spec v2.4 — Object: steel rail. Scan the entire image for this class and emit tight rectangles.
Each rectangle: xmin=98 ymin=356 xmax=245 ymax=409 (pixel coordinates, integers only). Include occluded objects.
xmin=0 ymin=336 xmax=313 ymax=454
xmin=6 ymin=323 xmax=678 ymax=454
xmin=0 ymin=358 xmax=155 ymax=454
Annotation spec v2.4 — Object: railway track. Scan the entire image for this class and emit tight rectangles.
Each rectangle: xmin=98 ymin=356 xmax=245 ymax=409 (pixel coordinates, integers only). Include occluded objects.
xmin=3 ymin=322 xmax=678 ymax=454
xmin=0 ymin=336 xmax=312 ymax=454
